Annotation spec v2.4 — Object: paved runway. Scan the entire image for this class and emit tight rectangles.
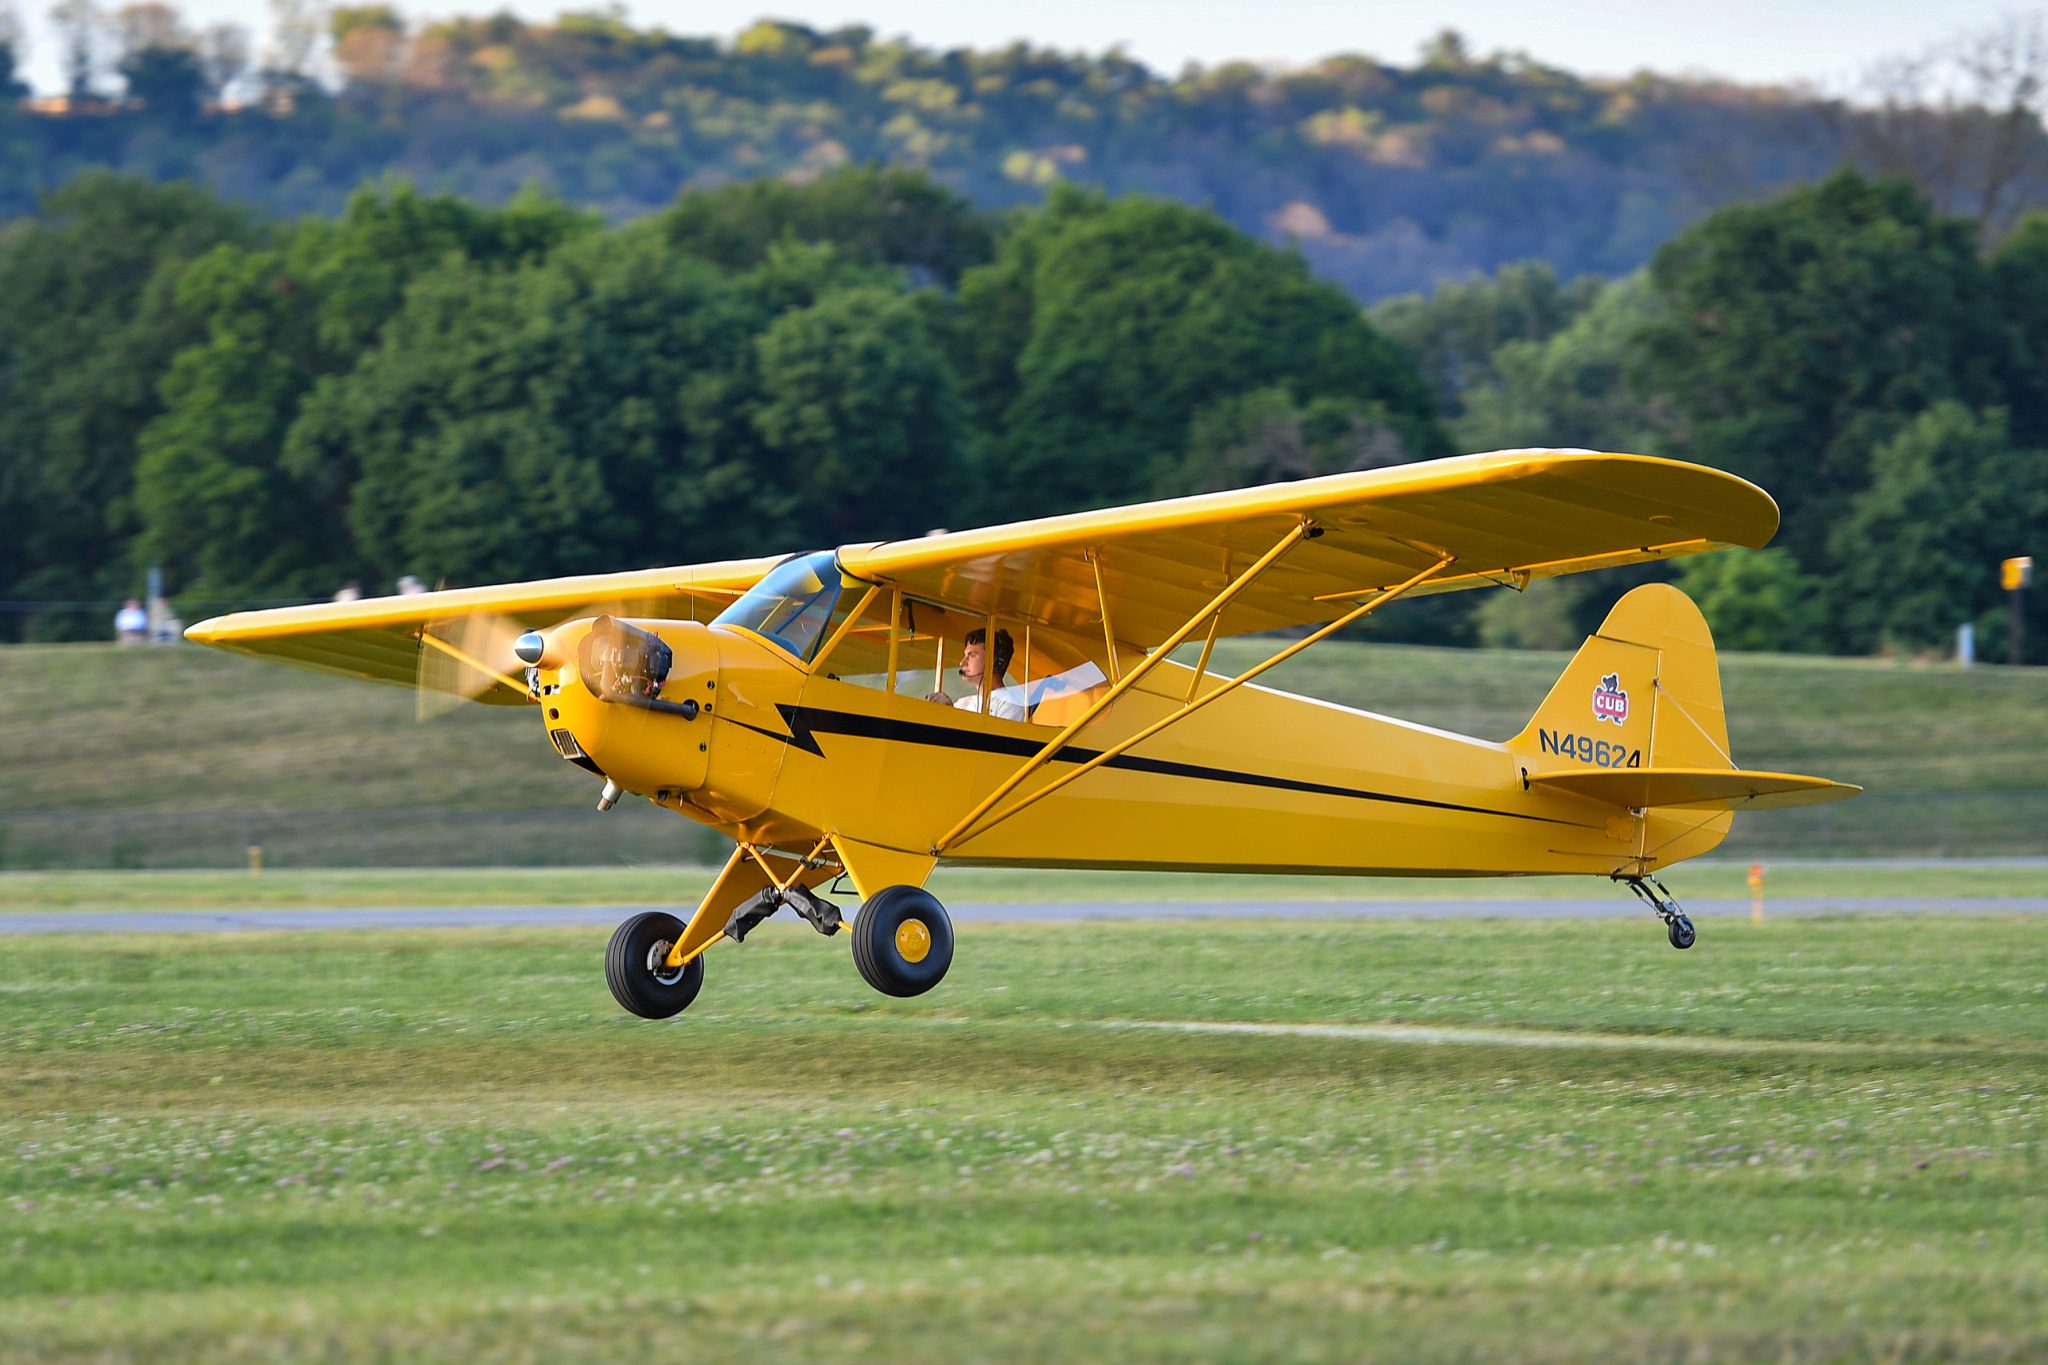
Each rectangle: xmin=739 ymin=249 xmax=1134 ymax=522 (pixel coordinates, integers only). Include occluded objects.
xmin=2 ymin=896 xmax=2042 ymax=934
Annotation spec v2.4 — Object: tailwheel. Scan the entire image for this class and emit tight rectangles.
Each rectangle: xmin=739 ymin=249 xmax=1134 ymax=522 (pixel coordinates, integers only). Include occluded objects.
xmin=1619 ymin=874 xmax=1697 ymax=952
xmin=849 ymin=885 xmax=954 ymax=998
xmin=605 ymin=910 xmax=707 ymax=1018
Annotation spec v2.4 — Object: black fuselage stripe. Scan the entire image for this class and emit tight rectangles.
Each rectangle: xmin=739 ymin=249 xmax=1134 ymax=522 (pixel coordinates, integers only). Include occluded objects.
xmin=717 ymin=705 xmax=1590 ymax=830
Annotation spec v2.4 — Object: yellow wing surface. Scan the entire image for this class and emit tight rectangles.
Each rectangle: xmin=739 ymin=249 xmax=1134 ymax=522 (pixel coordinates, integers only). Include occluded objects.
xmin=1528 ymin=768 xmax=1862 ymax=810
xmin=184 ymin=557 xmax=781 ymax=699
xmin=840 ymin=450 xmax=1778 ymax=646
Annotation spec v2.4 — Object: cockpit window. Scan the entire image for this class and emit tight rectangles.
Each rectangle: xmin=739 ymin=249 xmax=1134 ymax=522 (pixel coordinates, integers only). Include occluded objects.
xmin=990 ymin=661 xmax=1109 ymax=722
xmin=713 ymin=551 xmax=844 ymax=661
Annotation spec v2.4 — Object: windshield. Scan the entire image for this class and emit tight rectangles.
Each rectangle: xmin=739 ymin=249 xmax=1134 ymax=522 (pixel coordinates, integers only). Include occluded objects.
xmin=713 ymin=551 xmax=844 ymax=661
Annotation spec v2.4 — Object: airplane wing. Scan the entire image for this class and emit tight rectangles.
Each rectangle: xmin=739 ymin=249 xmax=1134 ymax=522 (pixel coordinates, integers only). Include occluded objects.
xmin=185 ymin=557 xmax=782 ymax=700
xmin=837 ymin=450 xmax=1778 ymax=648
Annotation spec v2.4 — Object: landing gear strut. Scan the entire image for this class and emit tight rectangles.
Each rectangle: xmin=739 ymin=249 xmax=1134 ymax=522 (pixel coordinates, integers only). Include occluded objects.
xmin=1619 ymin=874 xmax=1696 ymax=950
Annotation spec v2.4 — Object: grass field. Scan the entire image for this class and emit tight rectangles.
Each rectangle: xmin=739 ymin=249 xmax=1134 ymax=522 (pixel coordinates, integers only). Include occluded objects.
xmin=3 ymin=914 xmax=2042 ymax=1361
xmin=0 ymin=859 xmax=2043 ymax=912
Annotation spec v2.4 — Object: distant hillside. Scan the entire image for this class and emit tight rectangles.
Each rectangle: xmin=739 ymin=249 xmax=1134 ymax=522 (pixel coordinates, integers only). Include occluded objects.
xmin=0 ymin=15 xmax=1977 ymax=298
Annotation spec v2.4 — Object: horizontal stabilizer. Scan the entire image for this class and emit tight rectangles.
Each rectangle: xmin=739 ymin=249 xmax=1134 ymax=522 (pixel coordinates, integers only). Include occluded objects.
xmin=1528 ymin=767 xmax=1863 ymax=810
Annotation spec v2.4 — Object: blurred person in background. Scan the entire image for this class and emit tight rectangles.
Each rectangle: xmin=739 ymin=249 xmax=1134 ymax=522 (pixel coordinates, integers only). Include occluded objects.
xmin=114 ymin=598 xmax=147 ymax=645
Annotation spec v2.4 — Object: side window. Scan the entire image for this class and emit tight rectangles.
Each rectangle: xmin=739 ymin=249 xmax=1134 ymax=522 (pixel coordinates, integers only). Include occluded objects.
xmin=993 ymin=661 xmax=1110 ymax=726
xmin=815 ymin=594 xmax=1119 ymax=728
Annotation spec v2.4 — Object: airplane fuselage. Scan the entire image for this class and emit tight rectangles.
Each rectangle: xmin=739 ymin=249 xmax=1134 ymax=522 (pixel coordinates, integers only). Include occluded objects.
xmin=542 ymin=619 xmax=1726 ymax=881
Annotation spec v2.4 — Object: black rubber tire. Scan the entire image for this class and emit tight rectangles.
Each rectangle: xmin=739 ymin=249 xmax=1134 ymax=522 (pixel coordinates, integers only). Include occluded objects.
xmin=850 ymin=885 xmax=954 ymax=998
xmin=605 ymin=910 xmax=706 ymax=1018
xmin=1667 ymin=915 xmax=1697 ymax=951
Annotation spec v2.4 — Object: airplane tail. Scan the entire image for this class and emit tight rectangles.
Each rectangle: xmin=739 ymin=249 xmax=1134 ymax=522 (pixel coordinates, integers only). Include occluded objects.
xmin=1508 ymin=582 xmax=1730 ymax=777
xmin=1506 ymin=583 xmax=1856 ymax=868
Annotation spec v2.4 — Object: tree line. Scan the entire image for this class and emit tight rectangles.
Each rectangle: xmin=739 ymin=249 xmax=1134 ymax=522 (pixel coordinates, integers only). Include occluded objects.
xmin=0 ymin=163 xmax=2041 ymax=660
xmin=1372 ymin=169 xmax=2048 ymax=660
xmin=0 ymin=166 xmax=1444 ymax=639
xmin=1 ymin=8 xmax=2043 ymax=301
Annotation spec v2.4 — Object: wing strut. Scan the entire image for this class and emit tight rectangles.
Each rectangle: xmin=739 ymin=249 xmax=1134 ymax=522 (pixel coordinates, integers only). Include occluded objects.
xmin=934 ymin=545 xmax=1455 ymax=854
xmin=931 ymin=521 xmax=1315 ymax=853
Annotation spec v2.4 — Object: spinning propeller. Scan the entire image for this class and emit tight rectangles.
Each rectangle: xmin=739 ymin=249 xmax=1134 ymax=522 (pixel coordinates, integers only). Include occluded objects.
xmin=411 ymin=583 xmax=640 ymax=720
xmin=413 ymin=609 xmax=542 ymax=721
xmin=409 ymin=589 xmax=739 ymax=721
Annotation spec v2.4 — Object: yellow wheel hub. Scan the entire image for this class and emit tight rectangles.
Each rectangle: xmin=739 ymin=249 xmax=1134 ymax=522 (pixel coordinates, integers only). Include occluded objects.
xmin=894 ymin=918 xmax=932 ymax=964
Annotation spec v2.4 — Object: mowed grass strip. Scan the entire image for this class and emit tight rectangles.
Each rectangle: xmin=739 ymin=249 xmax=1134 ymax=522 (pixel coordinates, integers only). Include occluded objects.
xmin=2 ymin=917 xmax=2042 ymax=1362
xmin=2 ymin=858 xmax=2043 ymax=913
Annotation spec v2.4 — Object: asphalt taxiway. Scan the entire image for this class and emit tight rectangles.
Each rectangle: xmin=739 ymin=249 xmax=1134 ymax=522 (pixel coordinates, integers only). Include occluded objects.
xmin=2 ymin=896 xmax=2042 ymax=934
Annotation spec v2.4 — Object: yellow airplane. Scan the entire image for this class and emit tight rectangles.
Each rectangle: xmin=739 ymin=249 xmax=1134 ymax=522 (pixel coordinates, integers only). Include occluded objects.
xmin=188 ymin=449 xmax=1859 ymax=1019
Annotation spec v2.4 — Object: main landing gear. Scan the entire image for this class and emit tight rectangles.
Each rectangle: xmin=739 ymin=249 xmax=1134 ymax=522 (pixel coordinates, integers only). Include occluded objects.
xmin=603 ymin=884 xmax=955 ymax=1019
xmin=1619 ymin=874 xmax=1696 ymax=950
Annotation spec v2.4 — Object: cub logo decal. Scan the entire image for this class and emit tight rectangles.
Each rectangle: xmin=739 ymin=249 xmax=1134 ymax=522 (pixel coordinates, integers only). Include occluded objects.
xmin=1591 ymin=672 xmax=1630 ymax=726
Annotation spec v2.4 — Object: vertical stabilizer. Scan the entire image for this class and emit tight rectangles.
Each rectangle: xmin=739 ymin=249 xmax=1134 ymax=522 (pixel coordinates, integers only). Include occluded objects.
xmin=1508 ymin=583 xmax=1731 ymax=773
xmin=1507 ymin=582 xmax=1735 ymax=867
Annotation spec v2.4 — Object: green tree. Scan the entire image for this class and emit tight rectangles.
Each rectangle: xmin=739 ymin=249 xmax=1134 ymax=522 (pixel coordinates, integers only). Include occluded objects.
xmin=960 ymin=189 xmax=1446 ymax=521
xmin=1455 ymin=273 xmax=1679 ymax=455
xmin=1370 ymin=261 xmax=1604 ymax=416
xmin=133 ymin=184 xmax=594 ymax=598
xmin=1472 ymin=577 xmax=1593 ymax=651
xmin=0 ymin=38 xmax=27 ymax=100
xmin=751 ymin=282 xmax=963 ymax=545
xmin=656 ymin=167 xmax=995 ymax=288
xmin=0 ymin=174 xmax=251 ymax=639
xmin=1828 ymin=402 xmax=2048 ymax=656
xmin=1990 ymin=212 xmax=2048 ymax=448
xmin=1672 ymin=548 xmax=1824 ymax=653
xmin=1636 ymin=169 xmax=2014 ymax=569
xmin=292 ymin=232 xmax=956 ymax=588
xmin=1175 ymin=386 xmax=1416 ymax=493
xmin=119 ymin=45 xmax=207 ymax=121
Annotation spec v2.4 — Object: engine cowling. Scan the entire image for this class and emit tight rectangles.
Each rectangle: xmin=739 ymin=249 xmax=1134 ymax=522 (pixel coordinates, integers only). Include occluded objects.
xmin=536 ymin=618 xmax=719 ymax=799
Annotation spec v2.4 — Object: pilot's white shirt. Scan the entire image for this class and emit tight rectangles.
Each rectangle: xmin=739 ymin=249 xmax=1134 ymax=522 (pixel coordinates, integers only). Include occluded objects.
xmin=954 ymin=686 xmax=1029 ymax=722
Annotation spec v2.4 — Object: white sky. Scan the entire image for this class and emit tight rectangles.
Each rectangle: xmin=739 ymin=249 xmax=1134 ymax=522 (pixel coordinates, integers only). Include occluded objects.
xmin=10 ymin=0 xmax=2035 ymax=96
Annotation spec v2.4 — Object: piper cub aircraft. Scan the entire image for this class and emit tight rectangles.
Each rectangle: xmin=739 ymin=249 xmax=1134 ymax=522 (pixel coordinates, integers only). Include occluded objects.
xmin=189 ymin=450 xmax=1859 ymax=1019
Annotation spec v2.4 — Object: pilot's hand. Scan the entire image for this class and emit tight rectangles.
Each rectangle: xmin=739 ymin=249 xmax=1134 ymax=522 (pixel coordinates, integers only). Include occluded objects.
xmin=924 ymin=690 xmax=952 ymax=705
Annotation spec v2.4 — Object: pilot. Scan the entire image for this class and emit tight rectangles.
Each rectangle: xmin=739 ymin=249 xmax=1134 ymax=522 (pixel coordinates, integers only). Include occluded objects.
xmin=928 ymin=627 xmax=1027 ymax=721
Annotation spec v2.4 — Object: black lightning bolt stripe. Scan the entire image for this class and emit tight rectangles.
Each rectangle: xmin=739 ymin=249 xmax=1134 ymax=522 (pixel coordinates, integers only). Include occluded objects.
xmin=716 ymin=704 xmax=1594 ymax=829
